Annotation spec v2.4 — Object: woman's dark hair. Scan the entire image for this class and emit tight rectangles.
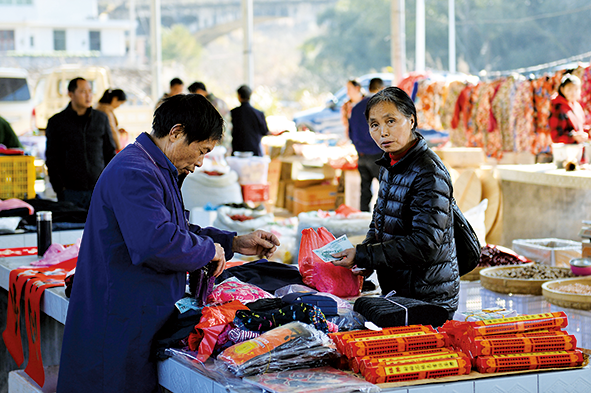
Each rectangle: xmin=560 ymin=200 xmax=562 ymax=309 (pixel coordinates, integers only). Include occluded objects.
xmin=152 ymin=94 xmax=224 ymax=144
xmin=558 ymin=73 xmax=581 ymax=98
xmin=98 ymin=89 xmax=127 ymax=104
xmin=364 ymin=86 xmax=418 ymax=132
xmin=348 ymin=79 xmax=361 ymax=88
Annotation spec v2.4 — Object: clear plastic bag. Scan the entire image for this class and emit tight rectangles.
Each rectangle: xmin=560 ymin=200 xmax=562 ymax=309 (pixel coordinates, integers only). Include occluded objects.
xmin=207 ymin=277 xmax=274 ymax=305
xmin=244 ymin=366 xmax=380 ymax=393
xmin=328 ymin=310 xmax=367 ymax=332
xmin=216 ymin=322 xmax=337 ymax=377
xmin=274 ymin=284 xmax=353 ymax=312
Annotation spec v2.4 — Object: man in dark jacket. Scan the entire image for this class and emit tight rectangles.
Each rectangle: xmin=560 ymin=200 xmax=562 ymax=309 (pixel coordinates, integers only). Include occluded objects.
xmin=45 ymin=77 xmax=116 ymax=209
xmin=348 ymin=77 xmax=385 ymax=211
xmin=230 ymin=85 xmax=269 ymax=156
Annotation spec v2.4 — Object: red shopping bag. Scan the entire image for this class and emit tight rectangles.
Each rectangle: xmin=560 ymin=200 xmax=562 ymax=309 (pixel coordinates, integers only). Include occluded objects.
xmin=298 ymin=227 xmax=362 ymax=298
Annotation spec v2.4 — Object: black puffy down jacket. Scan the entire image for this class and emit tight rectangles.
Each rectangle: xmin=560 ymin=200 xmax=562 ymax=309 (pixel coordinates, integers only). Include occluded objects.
xmin=355 ymin=135 xmax=459 ymax=317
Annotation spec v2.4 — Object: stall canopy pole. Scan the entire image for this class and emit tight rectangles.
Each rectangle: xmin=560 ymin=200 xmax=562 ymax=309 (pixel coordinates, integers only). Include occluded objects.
xmin=390 ymin=0 xmax=406 ymax=85
xmin=242 ymin=0 xmax=254 ymax=88
xmin=129 ymin=0 xmax=136 ymax=65
xmin=449 ymin=0 xmax=456 ymax=73
xmin=150 ymin=0 xmax=162 ymax=102
xmin=415 ymin=0 xmax=425 ymax=72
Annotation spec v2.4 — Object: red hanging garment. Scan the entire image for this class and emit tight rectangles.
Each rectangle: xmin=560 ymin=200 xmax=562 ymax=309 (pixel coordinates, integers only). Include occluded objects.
xmin=2 ymin=257 xmax=77 ymax=387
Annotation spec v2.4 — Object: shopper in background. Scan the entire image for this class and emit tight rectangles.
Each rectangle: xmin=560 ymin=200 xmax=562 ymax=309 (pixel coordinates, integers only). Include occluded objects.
xmin=348 ymin=77 xmax=385 ymax=212
xmin=549 ymin=73 xmax=590 ymax=144
xmin=156 ymin=77 xmax=184 ymax=108
xmin=230 ymin=85 xmax=269 ymax=156
xmin=57 ymin=94 xmax=280 ymax=393
xmin=331 ymin=87 xmax=459 ymax=319
xmin=96 ymin=88 xmax=127 ymax=152
xmin=45 ymin=77 xmax=116 ymax=210
xmin=0 ymin=115 xmax=23 ymax=149
xmin=341 ymin=79 xmax=364 ymax=138
xmin=188 ymin=81 xmax=230 ymax=119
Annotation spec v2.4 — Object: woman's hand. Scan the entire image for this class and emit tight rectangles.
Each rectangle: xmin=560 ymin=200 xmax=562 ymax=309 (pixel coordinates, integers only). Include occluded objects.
xmin=208 ymin=243 xmax=226 ymax=277
xmin=573 ymin=130 xmax=589 ymax=144
xmin=232 ymin=230 xmax=280 ymax=259
xmin=331 ymin=247 xmax=357 ymax=269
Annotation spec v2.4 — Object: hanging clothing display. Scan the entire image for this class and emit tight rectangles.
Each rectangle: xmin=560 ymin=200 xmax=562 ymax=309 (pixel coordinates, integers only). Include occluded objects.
xmin=2 ymin=257 xmax=77 ymax=387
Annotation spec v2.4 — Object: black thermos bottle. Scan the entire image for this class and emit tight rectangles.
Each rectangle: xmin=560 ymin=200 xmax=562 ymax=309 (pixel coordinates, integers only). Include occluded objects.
xmin=36 ymin=211 xmax=52 ymax=257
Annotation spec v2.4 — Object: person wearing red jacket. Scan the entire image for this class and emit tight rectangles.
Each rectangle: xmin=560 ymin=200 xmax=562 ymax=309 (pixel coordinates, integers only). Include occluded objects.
xmin=549 ymin=74 xmax=589 ymax=144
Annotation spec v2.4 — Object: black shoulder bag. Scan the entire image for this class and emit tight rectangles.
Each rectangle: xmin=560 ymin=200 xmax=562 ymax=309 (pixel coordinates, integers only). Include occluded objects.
xmin=452 ymin=199 xmax=481 ymax=276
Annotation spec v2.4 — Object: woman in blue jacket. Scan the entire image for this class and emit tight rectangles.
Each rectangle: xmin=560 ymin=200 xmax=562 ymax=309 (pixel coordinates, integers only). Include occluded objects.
xmin=332 ymin=87 xmax=459 ymax=318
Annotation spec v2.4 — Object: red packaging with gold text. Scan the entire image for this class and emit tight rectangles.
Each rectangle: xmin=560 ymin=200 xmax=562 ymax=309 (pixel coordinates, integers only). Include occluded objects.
xmin=471 ymin=332 xmax=576 ymax=356
xmin=364 ymin=352 xmax=471 ymax=384
xmin=345 ymin=332 xmax=449 ymax=358
xmin=475 ymin=350 xmax=584 ymax=373
xmin=467 ymin=312 xmax=568 ymax=338
xmin=351 ymin=347 xmax=453 ymax=373
xmin=330 ymin=325 xmax=435 ymax=354
xmin=359 ymin=350 xmax=467 ymax=375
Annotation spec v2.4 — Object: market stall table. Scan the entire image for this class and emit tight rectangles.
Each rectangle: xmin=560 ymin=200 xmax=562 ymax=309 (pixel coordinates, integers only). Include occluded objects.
xmin=2 ymin=253 xmax=591 ymax=392
xmin=496 ymin=164 xmax=591 ymax=247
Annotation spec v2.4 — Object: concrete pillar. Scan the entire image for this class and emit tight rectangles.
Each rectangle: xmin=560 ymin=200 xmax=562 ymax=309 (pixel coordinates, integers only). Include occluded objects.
xmin=242 ymin=0 xmax=254 ymax=88
xmin=390 ymin=0 xmax=406 ymax=85
xmin=150 ymin=0 xmax=162 ymax=102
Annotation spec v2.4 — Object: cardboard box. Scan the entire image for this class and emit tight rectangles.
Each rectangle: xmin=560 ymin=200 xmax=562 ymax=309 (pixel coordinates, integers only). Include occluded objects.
xmin=267 ymin=159 xmax=282 ymax=206
xmin=292 ymin=184 xmax=338 ymax=215
xmin=583 ymin=241 xmax=591 ymax=259
xmin=285 ymin=182 xmax=294 ymax=212
xmin=280 ymin=156 xmax=335 ymax=181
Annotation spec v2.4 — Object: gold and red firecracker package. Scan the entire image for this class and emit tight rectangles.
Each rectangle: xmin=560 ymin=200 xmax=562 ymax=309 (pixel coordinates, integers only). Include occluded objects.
xmin=359 ymin=350 xmax=467 ymax=375
xmin=351 ymin=347 xmax=454 ymax=373
xmin=475 ymin=350 xmax=584 ymax=373
xmin=329 ymin=325 xmax=436 ymax=354
xmin=345 ymin=332 xmax=449 ymax=358
xmin=363 ymin=352 xmax=471 ymax=384
xmin=467 ymin=312 xmax=568 ymax=338
xmin=471 ymin=331 xmax=577 ymax=357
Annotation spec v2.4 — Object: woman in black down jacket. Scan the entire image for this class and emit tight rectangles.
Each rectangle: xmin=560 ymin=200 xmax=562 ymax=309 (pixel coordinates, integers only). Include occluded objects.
xmin=333 ymin=87 xmax=459 ymax=318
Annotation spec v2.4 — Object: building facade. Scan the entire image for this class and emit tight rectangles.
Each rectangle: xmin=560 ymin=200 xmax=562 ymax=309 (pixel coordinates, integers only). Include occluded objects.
xmin=0 ymin=0 xmax=132 ymax=57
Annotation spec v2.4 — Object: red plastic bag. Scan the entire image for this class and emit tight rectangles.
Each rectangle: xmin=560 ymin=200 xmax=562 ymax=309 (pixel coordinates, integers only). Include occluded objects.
xmin=335 ymin=204 xmax=361 ymax=217
xmin=192 ymin=300 xmax=249 ymax=361
xmin=298 ymin=227 xmax=362 ymax=297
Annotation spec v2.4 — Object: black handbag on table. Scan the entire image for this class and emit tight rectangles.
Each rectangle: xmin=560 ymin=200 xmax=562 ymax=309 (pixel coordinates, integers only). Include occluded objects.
xmin=452 ymin=198 xmax=481 ymax=276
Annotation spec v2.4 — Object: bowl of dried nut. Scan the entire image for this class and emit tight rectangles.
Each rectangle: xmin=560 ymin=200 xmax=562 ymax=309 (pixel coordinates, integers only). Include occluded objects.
xmin=542 ymin=277 xmax=591 ymax=310
xmin=480 ymin=263 xmax=574 ymax=295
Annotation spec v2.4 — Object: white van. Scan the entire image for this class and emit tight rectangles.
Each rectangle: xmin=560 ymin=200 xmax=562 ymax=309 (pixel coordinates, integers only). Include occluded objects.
xmin=33 ymin=65 xmax=153 ymax=140
xmin=0 ymin=67 xmax=35 ymax=136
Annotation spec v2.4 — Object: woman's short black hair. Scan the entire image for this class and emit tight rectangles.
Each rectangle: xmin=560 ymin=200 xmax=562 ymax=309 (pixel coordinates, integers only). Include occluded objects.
xmin=364 ymin=86 xmax=418 ymax=132
xmin=98 ymin=88 xmax=126 ymax=104
xmin=152 ymin=94 xmax=224 ymax=144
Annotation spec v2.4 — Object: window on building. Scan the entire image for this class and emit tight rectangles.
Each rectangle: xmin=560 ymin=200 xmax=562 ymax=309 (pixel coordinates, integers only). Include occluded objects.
xmin=53 ymin=30 xmax=66 ymax=51
xmin=0 ymin=30 xmax=15 ymax=51
xmin=89 ymin=31 xmax=100 ymax=52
